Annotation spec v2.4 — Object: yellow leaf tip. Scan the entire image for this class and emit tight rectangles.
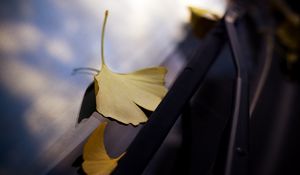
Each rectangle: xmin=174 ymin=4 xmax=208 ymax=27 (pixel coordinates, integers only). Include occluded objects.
xmin=83 ymin=122 xmax=124 ymax=175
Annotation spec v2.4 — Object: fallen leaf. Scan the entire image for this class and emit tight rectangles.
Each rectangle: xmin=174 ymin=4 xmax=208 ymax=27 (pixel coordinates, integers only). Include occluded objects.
xmin=83 ymin=122 xmax=124 ymax=175
xmin=189 ymin=6 xmax=221 ymax=21
xmin=94 ymin=10 xmax=168 ymax=125
xmin=189 ymin=6 xmax=221 ymax=38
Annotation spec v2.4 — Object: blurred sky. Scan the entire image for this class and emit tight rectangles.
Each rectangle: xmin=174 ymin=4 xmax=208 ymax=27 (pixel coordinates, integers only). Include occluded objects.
xmin=0 ymin=0 xmax=226 ymax=174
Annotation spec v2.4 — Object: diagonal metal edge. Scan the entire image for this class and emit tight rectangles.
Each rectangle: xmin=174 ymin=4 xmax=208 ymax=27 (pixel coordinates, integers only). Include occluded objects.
xmin=29 ymin=112 xmax=106 ymax=175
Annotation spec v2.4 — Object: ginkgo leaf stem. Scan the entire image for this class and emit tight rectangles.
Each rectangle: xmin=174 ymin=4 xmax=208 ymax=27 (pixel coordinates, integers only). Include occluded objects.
xmin=101 ymin=10 xmax=109 ymax=67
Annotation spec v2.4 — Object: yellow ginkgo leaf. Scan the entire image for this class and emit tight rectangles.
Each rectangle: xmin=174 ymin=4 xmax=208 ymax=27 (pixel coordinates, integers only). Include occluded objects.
xmin=188 ymin=6 xmax=221 ymax=38
xmin=83 ymin=122 xmax=124 ymax=175
xmin=94 ymin=10 xmax=168 ymax=125
xmin=189 ymin=6 xmax=221 ymax=21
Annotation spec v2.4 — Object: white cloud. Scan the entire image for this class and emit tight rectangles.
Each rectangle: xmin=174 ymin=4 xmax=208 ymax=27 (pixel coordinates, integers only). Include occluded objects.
xmin=0 ymin=23 xmax=42 ymax=53
xmin=44 ymin=38 xmax=74 ymax=63
xmin=52 ymin=0 xmax=102 ymax=17
xmin=0 ymin=23 xmax=74 ymax=64
xmin=0 ymin=58 xmax=83 ymax=152
xmin=101 ymin=0 xmax=188 ymax=72
xmin=51 ymin=0 xmax=188 ymax=72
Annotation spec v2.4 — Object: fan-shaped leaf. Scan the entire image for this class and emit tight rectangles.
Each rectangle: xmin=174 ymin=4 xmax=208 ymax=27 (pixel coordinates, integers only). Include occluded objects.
xmin=94 ymin=10 xmax=167 ymax=125
xmin=83 ymin=122 xmax=124 ymax=175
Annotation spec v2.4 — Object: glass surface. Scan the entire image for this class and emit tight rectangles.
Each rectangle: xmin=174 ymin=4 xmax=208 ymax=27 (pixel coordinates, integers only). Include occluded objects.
xmin=0 ymin=0 xmax=188 ymax=173
xmin=0 ymin=0 xmax=227 ymax=174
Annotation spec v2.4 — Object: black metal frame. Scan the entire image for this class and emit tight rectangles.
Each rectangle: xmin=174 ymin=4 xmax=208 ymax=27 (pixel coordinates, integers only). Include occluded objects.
xmin=112 ymin=6 xmax=249 ymax=175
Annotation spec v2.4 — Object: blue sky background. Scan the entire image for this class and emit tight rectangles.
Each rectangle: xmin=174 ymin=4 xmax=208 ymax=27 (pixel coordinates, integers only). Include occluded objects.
xmin=0 ymin=0 xmax=188 ymax=174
